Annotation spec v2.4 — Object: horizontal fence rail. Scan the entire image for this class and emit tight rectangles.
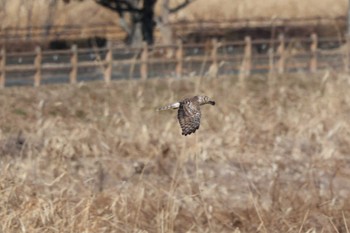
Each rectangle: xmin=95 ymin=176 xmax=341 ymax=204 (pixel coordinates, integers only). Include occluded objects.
xmin=0 ymin=34 xmax=349 ymax=87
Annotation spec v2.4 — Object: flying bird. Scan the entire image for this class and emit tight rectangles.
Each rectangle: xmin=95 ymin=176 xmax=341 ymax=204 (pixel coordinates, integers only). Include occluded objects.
xmin=157 ymin=95 xmax=215 ymax=136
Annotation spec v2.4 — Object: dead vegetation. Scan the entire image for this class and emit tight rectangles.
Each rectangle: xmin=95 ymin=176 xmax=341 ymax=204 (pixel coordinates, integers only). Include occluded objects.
xmin=167 ymin=0 xmax=347 ymax=22
xmin=0 ymin=0 xmax=347 ymax=29
xmin=0 ymin=0 xmax=116 ymax=29
xmin=1 ymin=72 xmax=350 ymax=232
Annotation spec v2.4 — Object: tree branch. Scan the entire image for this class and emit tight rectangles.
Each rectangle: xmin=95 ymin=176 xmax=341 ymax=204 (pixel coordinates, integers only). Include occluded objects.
xmin=169 ymin=0 xmax=195 ymax=13
xmin=95 ymin=0 xmax=142 ymax=13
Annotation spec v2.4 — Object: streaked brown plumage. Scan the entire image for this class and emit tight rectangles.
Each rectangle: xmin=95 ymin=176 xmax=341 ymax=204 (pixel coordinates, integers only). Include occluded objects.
xmin=157 ymin=95 xmax=215 ymax=136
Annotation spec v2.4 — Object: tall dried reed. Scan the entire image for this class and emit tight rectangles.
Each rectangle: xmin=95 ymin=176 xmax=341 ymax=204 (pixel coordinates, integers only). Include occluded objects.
xmin=0 ymin=72 xmax=350 ymax=232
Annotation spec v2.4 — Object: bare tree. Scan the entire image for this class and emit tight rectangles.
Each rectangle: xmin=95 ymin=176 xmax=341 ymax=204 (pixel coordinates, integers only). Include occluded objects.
xmin=64 ymin=0 xmax=195 ymax=46
xmin=96 ymin=0 xmax=156 ymax=46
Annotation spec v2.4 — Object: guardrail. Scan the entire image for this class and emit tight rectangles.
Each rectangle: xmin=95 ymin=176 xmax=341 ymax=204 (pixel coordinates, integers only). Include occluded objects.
xmin=0 ymin=33 xmax=348 ymax=87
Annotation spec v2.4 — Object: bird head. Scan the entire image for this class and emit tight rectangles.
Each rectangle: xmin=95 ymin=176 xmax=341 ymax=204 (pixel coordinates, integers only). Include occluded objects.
xmin=200 ymin=96 xmax=215 ymax=106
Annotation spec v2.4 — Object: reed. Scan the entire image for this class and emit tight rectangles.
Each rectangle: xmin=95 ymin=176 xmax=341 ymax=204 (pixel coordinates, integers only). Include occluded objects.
xmin=0 ymin=72 xmax=350 ymax=231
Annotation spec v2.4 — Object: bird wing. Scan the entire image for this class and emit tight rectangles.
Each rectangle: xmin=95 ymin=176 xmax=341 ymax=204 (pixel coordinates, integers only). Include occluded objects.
xmin=157 ymin=102 xmax=180 ymax=111
xmin=177 ymin=100 xmax=201 ymax=136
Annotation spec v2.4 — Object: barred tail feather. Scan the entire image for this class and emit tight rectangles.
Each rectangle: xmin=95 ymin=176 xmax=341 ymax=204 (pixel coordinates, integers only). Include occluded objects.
xmin=157 ymin=102 xmax=180 ymax=111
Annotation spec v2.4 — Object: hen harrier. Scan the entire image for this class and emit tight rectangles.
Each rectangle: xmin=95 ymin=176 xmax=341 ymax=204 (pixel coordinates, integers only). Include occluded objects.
xmin=157 ymin=95 xmax=215 ymax=136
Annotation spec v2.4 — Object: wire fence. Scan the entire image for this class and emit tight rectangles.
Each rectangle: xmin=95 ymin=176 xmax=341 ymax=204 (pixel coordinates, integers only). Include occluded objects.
xmin=0 ymin=33 xmax=348 ymax=87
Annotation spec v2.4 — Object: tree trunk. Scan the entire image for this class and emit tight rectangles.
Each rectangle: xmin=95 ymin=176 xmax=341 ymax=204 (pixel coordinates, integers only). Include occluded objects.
xmin=159 ymin=0 xmax=173 ymax=45
xmin=141 ymin=0 xmax=156 ymax=45
xmin=128 ymin=19 xmax=143 ymax=46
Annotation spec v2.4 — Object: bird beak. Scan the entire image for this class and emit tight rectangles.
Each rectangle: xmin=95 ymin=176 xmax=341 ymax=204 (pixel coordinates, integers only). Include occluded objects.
xmin=209 ymin=100 xmax=216 ymax=105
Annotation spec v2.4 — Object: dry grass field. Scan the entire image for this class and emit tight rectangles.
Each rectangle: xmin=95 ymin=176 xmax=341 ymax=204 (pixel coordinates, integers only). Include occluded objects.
xmin=1 ymin=72 xmax=350 ymax=232
xmin=0 ymin=0 xmax=347 ymax=29
xmin=168 ymin=0 xmax=347 ymax=22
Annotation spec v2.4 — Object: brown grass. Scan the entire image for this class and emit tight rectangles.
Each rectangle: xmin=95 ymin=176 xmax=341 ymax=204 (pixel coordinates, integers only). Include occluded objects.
xmin=168 ymin=0 xmax=347 ymax=22
xmin=1 ymin=72 xmax=350 ymax=232
xmin=0 ymin=0 xmax=117 ymax=29
xmin=0 ymin=0 xmax=347 ymax=29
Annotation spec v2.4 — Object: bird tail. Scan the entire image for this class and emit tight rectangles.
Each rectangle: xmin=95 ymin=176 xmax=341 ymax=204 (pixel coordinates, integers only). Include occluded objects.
xmin=156 ymin=102 xmax=180 ymax=111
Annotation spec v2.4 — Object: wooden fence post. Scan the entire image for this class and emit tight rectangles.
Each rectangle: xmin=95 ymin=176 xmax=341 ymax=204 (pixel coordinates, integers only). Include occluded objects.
xmin=0 ymin=48 xmax=5 ymax=88
xmin=277 ymin=34 xmax=285 ymax=74
xmin=268 ymin=47 xmax=276 ymax=102
xmin=208 ymin=38 xmax=219 ymax=78
xmin=104 ymin=42 xmax=112 ymax=84
xmin=239 ymin=36 xmax=251 ymax=80
xmin=70 ymin=44 xmax=78 ymax=84
xmin=310 ymin=33 xmax=318 ymax=72
xmin=34 ymin=46 xmax=42 ymax=87
xmin=175 ymin=39 xmax=183 ymax=78
xmin=140 ymin=42 xmax=148 ymax=80
xmin=244 ymin=36 xmax=252 ymax=76
xmin=345 ymin=36 xmax=350 ymax=72
xmin=268 ymin=48 xmax=274 ymax=77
